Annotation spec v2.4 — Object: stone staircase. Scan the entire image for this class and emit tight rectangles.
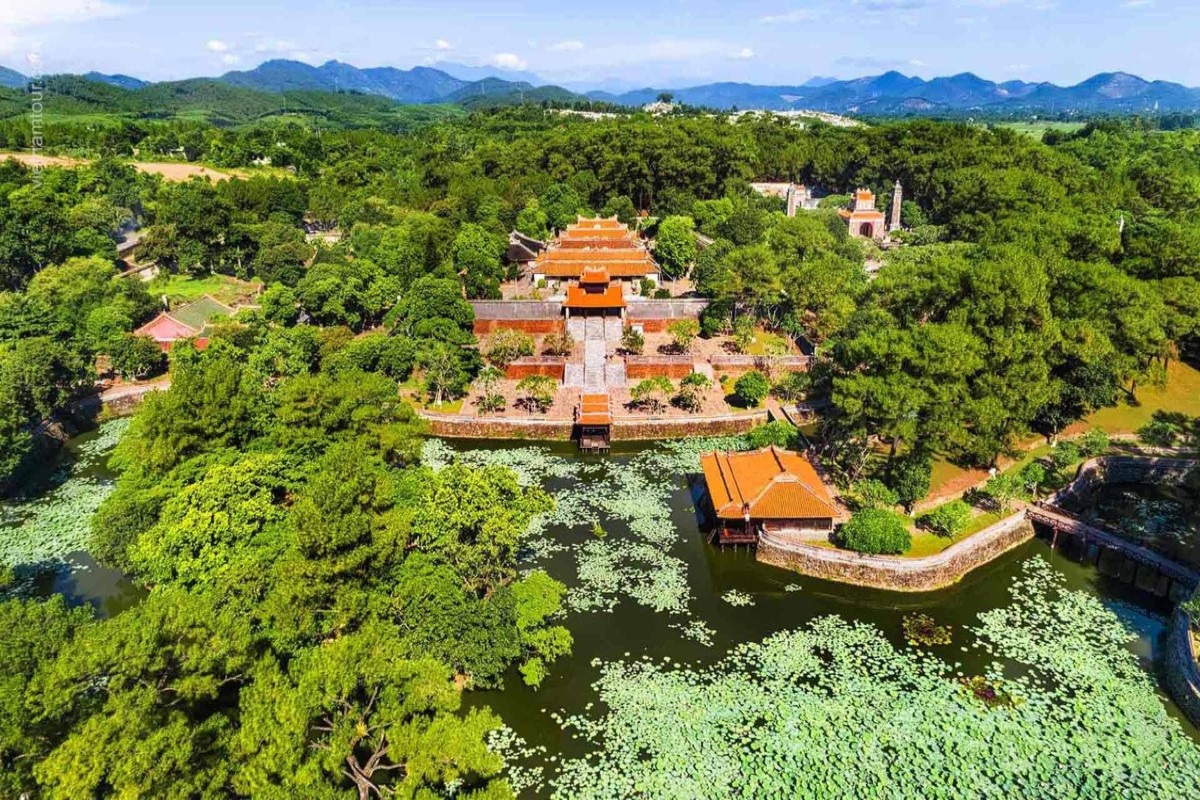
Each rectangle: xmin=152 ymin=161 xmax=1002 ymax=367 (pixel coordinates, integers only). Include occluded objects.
xmin=583 ymin=339 xmax=607 ymax=392
xmin=563 ymin=363 xmax=585 ymax=388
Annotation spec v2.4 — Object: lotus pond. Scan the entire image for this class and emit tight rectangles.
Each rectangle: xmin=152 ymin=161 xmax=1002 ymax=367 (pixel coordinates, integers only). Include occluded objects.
xmin=10 ymin=431 xmax=1200 ymax=797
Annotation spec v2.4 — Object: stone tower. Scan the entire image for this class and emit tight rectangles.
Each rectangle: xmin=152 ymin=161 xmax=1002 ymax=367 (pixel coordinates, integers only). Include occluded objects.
xmin=889 ymin=180 xmax=903 ymax=232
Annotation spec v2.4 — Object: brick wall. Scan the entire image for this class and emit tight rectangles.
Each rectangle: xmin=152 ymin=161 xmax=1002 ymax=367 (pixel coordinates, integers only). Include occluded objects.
xmin=625 ymin=356 xmax=695 ymax=379
xmin=505 ymin=358 xmax=566 ymax=381
xmin=711 ymin=355 xmax=810 ymax=379
xmin=473 ymin=318 xmax=564 ymax=335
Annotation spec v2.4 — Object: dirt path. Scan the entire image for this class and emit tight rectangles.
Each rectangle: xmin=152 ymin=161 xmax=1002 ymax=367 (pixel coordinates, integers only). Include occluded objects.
xmin=0 ymin=152 xmax=241 ymax=182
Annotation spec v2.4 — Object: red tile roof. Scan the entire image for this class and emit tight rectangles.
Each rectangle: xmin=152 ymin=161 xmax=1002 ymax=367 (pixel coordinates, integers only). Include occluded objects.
xmin=580 ymin=266 xmax=610 ymax=284
xmin=578 ymin=393 xmax=612 ymax=426
xmin=699 ymin=447 xmax=836 ymax=521
xmin=134 ymin=313 xmax=200 ymax=351
xmin=564 ymin=285 xmax=626 ymax=309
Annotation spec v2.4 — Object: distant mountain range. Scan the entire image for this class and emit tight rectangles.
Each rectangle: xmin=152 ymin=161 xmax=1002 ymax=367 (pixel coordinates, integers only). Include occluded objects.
xmin=2 ymin=58 xmax=1200 ymax=117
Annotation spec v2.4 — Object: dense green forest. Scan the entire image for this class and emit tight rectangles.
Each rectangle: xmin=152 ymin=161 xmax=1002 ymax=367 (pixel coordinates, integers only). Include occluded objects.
xmin=1 ymin=108 xmax=1199 ymax=796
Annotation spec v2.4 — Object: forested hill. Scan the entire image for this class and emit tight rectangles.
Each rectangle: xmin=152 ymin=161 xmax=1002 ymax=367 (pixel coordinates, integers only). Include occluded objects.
xmin=0 ymin=74 xmax=466 ymax=129
xmin=5 ymin=58 xmax=1200 ymax=116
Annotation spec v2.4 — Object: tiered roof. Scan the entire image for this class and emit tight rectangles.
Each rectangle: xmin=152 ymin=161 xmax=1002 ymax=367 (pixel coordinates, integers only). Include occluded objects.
xmin=699 ymin=446 xmax=837 ymax=521
xmin=534 ymin=216 xmax=659 ymax=279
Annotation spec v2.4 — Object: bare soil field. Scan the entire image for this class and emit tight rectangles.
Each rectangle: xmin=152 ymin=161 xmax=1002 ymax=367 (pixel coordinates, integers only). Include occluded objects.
xmin=0 ymin=152 xmax=240 ymax=182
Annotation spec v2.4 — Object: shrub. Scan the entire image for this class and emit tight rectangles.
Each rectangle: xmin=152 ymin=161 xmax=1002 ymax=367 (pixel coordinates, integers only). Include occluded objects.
xmin=886 ymin=452 xmax=932 ymax=511
xmin=732 ymin=316 xmax=756 ymax=353
xmin=902 ymin=613 xmax=952 ymax=646
xmin=745 ymin=421 xmax=796 ymax=449
xmin=771 ymin=370 xmax=810 ymax=402
xmin=516 ymin=375 xmax=556 ymax=414
xmin=1050 ymin=441 xmax=1082 ymax=474
xmin=1139 ymin=417 xmax=1179 ymax=448
xmin=848 ymin=479 xmax=898 ymax=511
xmin=981 ymin=471 xmax=1025 ymax=512
xmin=110 ymin=334 xmax=164 ymax=380
xmin=474 ymin=366 xmax=505 ymax=415
xmin=621 ymin=326 xmax=645 ymax=355
xmin=918 ymin=500 xmax=972 ymax=538
xmin=1080 ymin=428 xmax=1109 ymax=457
xmin=631 ymin=376 xmax=672 ymax=414
xmin=733 ymin=370 xmax=770 ymax=407
xmin=542 ymin=331 xmax=575 ymax=357
xmin=838 ymin=508 xmax=911 ymax=555
xmin=485 ymin=329 xmax=535 ymax=368
xmin=673 ymin=373 xmax=711 ymax=413
xmin=667 ymin=319 xmax=700 ymax=354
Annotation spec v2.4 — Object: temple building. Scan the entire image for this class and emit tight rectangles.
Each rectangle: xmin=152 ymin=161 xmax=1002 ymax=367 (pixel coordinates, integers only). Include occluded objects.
xmin=839 ymin=188 xmax=888 ymax=240
xmin=134 ymin=295 xmax=235 ymax=352
xmin=529 ymin=216 xmax=660 ymax=325
xmin=700 ymin=446 xmax=838 ymax=545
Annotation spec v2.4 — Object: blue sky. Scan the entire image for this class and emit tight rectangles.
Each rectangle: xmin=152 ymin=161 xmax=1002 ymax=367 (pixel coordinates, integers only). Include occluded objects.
xmin=2 ymin=0 xmax=1195 ymax=88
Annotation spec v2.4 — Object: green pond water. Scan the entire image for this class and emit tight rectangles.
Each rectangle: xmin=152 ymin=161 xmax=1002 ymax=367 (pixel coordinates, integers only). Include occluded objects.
xmin=8 ymin=432 xmax=1200 ymax=796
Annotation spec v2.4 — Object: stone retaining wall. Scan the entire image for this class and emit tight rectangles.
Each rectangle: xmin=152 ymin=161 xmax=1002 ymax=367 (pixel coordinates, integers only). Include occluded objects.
xmin=1165 ymin=609 xmax=1200 ymax=728
xmin=419 ymin=409 xmax=766 ymax=442
xmin=1050 ymin=455 xmax=1196 ymax=508
xmin=421 ymin=415 xmax=574 ymax=440
xmin=757 ymin=512 xmax=1034 ymax=592
xmin=612 ymin=410 xmax=767 ymax=440
xmin=504 ymin=357 xmax=566 ymax=381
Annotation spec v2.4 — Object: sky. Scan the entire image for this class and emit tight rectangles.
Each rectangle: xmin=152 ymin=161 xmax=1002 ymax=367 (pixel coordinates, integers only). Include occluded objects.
xmin=2 ymin=0 xmax=1196 ymax=89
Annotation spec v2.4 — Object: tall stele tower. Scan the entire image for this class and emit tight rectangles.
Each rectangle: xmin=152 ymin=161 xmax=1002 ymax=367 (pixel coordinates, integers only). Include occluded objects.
xmin=889 ymin=180 xmax=903 ymax=232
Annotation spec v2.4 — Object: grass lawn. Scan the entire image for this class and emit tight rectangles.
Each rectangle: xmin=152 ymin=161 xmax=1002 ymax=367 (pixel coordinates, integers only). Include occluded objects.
xmin=743 ymin=330 xmax=794 ymax=356
xmin=925 ymin=360 xmax=1200 ymax=501
xmin=398 ymin=377 xmax=464 ymax=415
xmin=992 ymin=121 xmax=1086 ymax=137
xmin=153 ymin=273 xmax=261 ymax=306
xmin=906 ymin=510 xmax=1006 ymax=558
xmin=1079 ymin=360 xmax=1200 ymax=435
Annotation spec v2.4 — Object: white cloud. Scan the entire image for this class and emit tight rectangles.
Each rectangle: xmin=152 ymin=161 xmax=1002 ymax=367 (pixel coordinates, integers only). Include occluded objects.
xmin=206 ymin=39 xmax=230 ymax=53
xmin=549 ymin=40 xmax=585 ymax=52
xmin=254 ymin=38 xmax=298 ymax=53
xmin=734 ymin=47 xmax=756 ymax=60
xmin=435 ymin=38 xmax=453 ymax=51
xmin=1124 ymin=0 xmax=1153 ymax=6
xmin=490 ymin=52 xmax=528 ymax=71
xmin=760 ymin=9 xmax=816 ymax=23
xmin=221 ymin=53 xmax=241 ymax=65
xmin=908 ymin=58 xmax=926 ymax=67
xmin=0 ymin=1 xmax=130 ymax=30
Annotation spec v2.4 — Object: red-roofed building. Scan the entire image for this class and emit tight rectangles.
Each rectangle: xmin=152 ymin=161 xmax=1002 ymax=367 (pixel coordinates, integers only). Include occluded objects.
xmin=838 ymin=188 xmax=887 ymax=240
xmin=134 ymin=313 xmax=201 ymax=352
xmin=699 ymin=446 xmax=838 ymax=545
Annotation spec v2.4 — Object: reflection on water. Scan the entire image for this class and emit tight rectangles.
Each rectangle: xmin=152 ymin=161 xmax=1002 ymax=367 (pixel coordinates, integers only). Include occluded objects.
xmin=1 ymin=422 xmax=143 ymax=617
xmin=458 ymin=440 xmax=1196 ymax=770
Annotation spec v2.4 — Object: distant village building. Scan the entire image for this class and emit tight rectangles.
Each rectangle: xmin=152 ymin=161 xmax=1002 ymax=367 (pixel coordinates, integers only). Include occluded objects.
xmin=700 ymin=446 xmax=839 ymax=545
xmin=839 ymin=188 xmax=888 ymax=240
xmin=134 ymin=295 xmax=236 ymax=352
xmin=749 ymin=182 xmax=817 ymax=217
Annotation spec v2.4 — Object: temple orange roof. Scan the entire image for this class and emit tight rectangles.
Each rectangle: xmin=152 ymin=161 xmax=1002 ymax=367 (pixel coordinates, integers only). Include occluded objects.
xmin=699 ymin=447 xmax=837 ymax=521
xmin=580 ymin=266 xmax=610 ymax=284
xmin=578 ymin=393 xmax=612 ymax=426
xmin=564 ymin=284 xmax=626 ymax=309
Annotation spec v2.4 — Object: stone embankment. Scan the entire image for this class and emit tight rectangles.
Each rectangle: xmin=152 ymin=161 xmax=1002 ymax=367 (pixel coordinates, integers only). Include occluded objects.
xmin=420 ymin=409 xmax=768 ymax=441
xmin=757 ymin=512 xmax=1034 ymax=592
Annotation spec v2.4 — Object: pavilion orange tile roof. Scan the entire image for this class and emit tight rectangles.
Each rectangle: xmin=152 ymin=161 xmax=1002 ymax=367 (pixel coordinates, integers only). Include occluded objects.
xmin=578 ymin=393 xmax=612 ymax=426
xmin=699 ymin=446 xmax=837 ymax=521
xmin=564 ymin=284 xmax=626 ymax=309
